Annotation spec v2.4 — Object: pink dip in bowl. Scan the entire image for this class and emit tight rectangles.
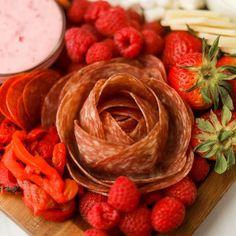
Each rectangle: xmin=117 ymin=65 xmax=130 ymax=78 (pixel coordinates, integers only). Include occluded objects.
xmin=0 ymin=0 xmax=65 ymax=81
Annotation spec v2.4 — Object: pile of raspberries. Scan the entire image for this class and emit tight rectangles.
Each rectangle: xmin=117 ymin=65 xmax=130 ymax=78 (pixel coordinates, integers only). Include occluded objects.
xmin=64 ymin=0 xmax=165 ymax=66
xmin=80 ymin=157 xmax=210 ymax=236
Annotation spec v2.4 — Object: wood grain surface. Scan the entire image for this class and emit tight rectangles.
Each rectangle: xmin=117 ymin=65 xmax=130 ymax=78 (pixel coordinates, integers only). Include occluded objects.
xmin=1 ymin=165 xmax=236 ymax=236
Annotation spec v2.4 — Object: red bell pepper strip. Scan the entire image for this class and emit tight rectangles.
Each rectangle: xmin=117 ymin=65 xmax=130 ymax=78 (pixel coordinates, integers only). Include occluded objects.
xmin=12 ymin=131 xmax=78 ymax=203
xmin=40 ymin=199 xmax=76 ymax=222
xmin=52 ymin=143 xmax=66 ymax=175
xmin=18 ymin=180 xmax=56 ymax=215
xmin=0 ymin=160 xmax=20 ymax=194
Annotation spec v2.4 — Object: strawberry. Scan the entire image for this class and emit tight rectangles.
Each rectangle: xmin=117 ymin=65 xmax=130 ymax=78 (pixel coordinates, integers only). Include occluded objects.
xmin=108 ymin=176 xmax=140 ymax=213
xmin=189 ymin=156 xmax=210 ymax=183
xmin=168 ymin=37 xmax=236 ymax=110
xmin=164 ymin=177 xmax=197 ymax=206
xmin=191 ymin=106 xmax=236 ymax=173
xmin=119 ymin=206 xmax=151 ymax=236
xmin=217 ymin=56 xmax=236 ymax=108
xmin=151 ymin=196 xmax=185 ymax=233
xmin=162 ymin=31 xmax=202 ymax=70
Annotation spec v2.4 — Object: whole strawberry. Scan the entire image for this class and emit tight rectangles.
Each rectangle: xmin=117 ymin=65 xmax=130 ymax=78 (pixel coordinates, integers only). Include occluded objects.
xmin=119 ymin=206 xmax=151 ymax=236
xmin=87 ymin=202 xmax=120 ymax=230
xmin=162 ymin=31 xmax=202 ymax=70
xmin=79 ymin=191 xmax=107 ymax=222
xmin=108 ymin=176 xmax=140 ymax=213
xmin=191 ymin=106 xmax=236 ymax=174
xmin=189 ymin=156 xmax=210 ymax=183
xmin=151 ymin=196 xmax=185 ymax=233
xmin=168 ymin=37 xmax=236 ymax=110
xmin=84 ymin=228 xmax=109 ymax=236
xmin=164 ymin=177 xmax=197 ymax=206
xmin=217 ymin=56 xmax=236 ymax=108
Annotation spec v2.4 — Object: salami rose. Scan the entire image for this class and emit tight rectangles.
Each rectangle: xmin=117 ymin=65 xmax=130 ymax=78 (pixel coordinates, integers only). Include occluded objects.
xmin=56 ymin=56 xmax=193 ymax=194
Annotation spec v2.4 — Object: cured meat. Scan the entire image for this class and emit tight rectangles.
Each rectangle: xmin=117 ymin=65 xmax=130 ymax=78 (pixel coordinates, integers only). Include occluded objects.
xmin=23 ymin=70 xmax=60 ymax=127
xmin=0 ymin=70 xmax=60 ymax=130
xmin=56 ymin=56 xmax=193 ymax=194
xmin=41 ymin=73 xmax=72 ymax=128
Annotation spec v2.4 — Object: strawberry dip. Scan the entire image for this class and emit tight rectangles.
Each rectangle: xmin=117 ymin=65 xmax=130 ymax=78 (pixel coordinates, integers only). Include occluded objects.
xmin=0 ymin=0 xmax=65 ymax=77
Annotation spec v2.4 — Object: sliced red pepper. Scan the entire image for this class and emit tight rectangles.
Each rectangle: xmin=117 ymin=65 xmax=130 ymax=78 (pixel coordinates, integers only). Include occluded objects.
xmin=12 ymin=131 xmax=78 ymax=203
xmin=18 ymin=180 xmax=56 ymax=215
xmin=40 ymin=199 xmax=76 ymax=222
xmin=0 ymin=119 xmax=19 ymax=144
xmin=52 ymin=143 xmax=66 ymax=175
xmin=0 ymin=160 xmax=20 ymax=194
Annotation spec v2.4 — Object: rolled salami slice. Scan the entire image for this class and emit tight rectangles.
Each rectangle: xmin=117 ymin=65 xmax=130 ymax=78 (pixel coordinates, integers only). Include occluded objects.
xmin=56 ymin=55 xmax=192 ymax=194
xmin=41 ymin=73 xmax=72 ymax=128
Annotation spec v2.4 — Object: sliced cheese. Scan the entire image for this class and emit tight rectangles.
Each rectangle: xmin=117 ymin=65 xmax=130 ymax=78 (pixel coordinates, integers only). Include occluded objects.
xmin=197 ymin=33 xmax=236 ymax=47
xmin=164 ymin=10 xmax=229 ymax=21
xmin=161 ymin=17 xmax=236 ymax=28
xmin=221 ymin=47 xmax=236 ymax=54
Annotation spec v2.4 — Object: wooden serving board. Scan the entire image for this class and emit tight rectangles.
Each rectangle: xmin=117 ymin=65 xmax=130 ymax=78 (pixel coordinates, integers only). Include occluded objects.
xmin=1 ymin=165 xmax=236 ymax=236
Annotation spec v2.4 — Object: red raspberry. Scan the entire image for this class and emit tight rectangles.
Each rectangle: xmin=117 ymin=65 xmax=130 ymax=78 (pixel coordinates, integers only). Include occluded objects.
xmin=87 ymin=202 xmax=120 ymax=230
xmin=84 ymin=229 xmax=109 ymax=236
xmin=114 ymin=27 xmax=143 ymax=58
xmin=126 ymin=9 xmax=144 ymax=24
xmin=67 ymin=0 xmax=90 ymax=24
xmin=95 ymin=7 xmax=129 ymax=36
xmin=79 ymin=192 xmax=107 ymax=222
xmin=164 ymin=177 xmax=197 ymax=206
xmin=108 ymin=176 xmax=140 ymax=213
xmin=67 ymin=62 xmax=86 ymax=73
xmin=129 ymin=20 xmax=142 ymax=31
xmin=119 ymin=206 xmax=151 ymax=236
xmin=142 ymin=190 xmax=163 ymax=207
xmin=142 ymin=21 xmax=165 ymax=36
xmin=189 ymin=157 xmax=210 ymax=183
xmin=86 ymin=41 xmax=113 ymax=64
xmin=142 ymin=29 xmax=164 ymax=55
xmin=65 ymin=27 xmax=97 ymax=62
xmin=84 ymin=1 xmax=111 ymax=23
xmin=103 ymin=39 xmax=120 ymax=57
xmin=151 ymin=196 xmax=185 ymax=233
xmin=81 ymin=24 xmax=103 ymax=41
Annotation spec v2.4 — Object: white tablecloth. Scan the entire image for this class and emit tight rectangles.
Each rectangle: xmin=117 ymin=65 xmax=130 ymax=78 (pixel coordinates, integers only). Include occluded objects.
xmin=1 ymin=182 xmax=236 ymax=236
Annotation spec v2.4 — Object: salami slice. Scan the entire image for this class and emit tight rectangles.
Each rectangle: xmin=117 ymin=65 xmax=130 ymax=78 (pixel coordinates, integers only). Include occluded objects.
xmin=41 ymin=73 xmax=72 ymax=128
xmin=56 ymin=56 xmax=193 ymax=194
xmin=23 ymin=70 xmax=60 ymax=127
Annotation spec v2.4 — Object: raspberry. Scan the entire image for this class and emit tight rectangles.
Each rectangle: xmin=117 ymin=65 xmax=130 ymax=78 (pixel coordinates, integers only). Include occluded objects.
xmin=79 ymin=191 xmax=107 ymax=222
xmin=108 ymin=176 xmax=140 ymax=213
xmin=142 ymin=21 xmax=165 ymax=36
xmin=151 ymin=196 xmax=185 ymax=233
xmin=65 ymin=27 xmax=97 ymax=62
xmin=142 ymin=29 xmax=164 ymax=55
xmin=67 ymin=0 xmax=90 ymax=24
xmin=142 ymin=190 xmax=163 ymax=207
xmin=164 ymin=177 xmax=197 ymax=206
xmin=81 ymin=24 xmax=103 ymax=41
xmin=126 ymin=9 xmax=144 ymax=25
xmin=129 ymin=20 xmax=142 ymax=31
xmin=87 ymin=202 xmax=120 ymax=230
xmin=119 ymin=206 xmax=151 ymax=236
xmin=95 ymin=7 xmax=129 ymax=36
xmin=84 ymin=1 xmax=111 ymax=23
xmin=114 ymin=27 xmax=143 ymax=58
xmin=67 ymin=62 xmax=85 ymax=73
xmin=84 ymin=229 xmax=109 ymax=236
xmin=86 ymin=41 xmax=113 ymax=64
xmin=189 ymin=157 xmax=210 ymax=183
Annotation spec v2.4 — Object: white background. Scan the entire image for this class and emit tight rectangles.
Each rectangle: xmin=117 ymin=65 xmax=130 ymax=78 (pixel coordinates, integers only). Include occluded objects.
xmin=1 ymin=182 xmax=236 ymax=235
